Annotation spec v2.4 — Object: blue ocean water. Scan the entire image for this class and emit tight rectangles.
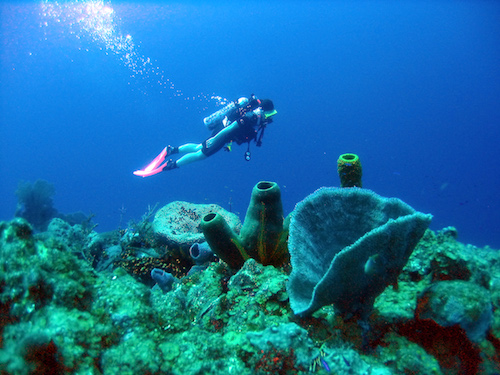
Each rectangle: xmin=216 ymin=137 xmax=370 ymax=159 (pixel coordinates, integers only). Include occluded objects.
xmin=1 ymin=0 xmax=499 ymax=248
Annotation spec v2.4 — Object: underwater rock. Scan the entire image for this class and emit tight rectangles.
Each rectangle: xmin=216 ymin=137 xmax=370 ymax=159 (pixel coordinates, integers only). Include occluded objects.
xmin=404 ymin=229 xmax=494 ymax=288
xmin=153 ymin=201 xmax=241 ymax=255
xmin=246 ymin=322 xmax=318 ymax=369
xmin=0 ymin=310 xmax=96 ymax=374
xmin=437 ymin=226 xmax=458 ymax=240
xmin=0 ymin=218 xmax=95 ymax=315
xmin=47 ymin=217 xmax=74 ymax=239
xmin=201 ymin=181 xmax=290 ymax=269
xmin=84 ymin=230 xmax=122 ymax=271
xmin=318 ymin=346 xmax=393 ymax=375
xmin=3 ymin=204 xmax=500 ymax=374
xmin=44 ymin=217 xmax=91 ymax=253
xmin=287 ymin=187 xmax=432 ymax=318
xmin=378 ymin=333 xmax=443 ymax=374
xmin=416 ymin=280 xmax=493 ymax=343
xmin=223 ymin=259 xmax=290 ymax=335
xmin=374 ymin=280 xmax=427 ymax=324
xmin=1 ymin=217 xmax=35 ymax=254
xmin=149 ymin=261 xmax=228 ymax=333
xmin=95 ymin=244 xmax=122 ymax=273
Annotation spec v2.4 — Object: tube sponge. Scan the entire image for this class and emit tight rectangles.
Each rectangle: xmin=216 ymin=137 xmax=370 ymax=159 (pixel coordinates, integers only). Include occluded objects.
xmin=151 ymin=268 xmax=178 ymax=293
xmin=189 ymin=242 xmax=216 ymax=265
xmin=287 ymin=187 xmax=432 ymax=318
xmin=239 ymin=181 xmax=289 ymax=266
xmin=200 ymin=213 xmax=249 ymax=269
xmin=337 ymin=153 xmax=362 ymax=188
xmin=201 ymin=181 xmax=289 ymax=269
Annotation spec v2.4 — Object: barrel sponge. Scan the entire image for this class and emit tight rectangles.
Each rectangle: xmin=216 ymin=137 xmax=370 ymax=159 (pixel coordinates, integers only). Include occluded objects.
xmin=153 ymin=201 xmax=241 ymax=251
xmin=287 ymin=187 xmax=432 ymax=318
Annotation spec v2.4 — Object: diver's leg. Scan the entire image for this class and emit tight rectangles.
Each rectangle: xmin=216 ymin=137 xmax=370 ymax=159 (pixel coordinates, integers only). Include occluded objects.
xmin=164 ymin=124 xmax=236 ymax=171
xmin=162 ymin=143 xmax=204 ymax=171
xmin=178 ymin=143 xmax=202 ymax=154
xmin=166 ymin=143 xmax=200 ymax=157
xmin=175 ymin=150 xmax=207 ymax=167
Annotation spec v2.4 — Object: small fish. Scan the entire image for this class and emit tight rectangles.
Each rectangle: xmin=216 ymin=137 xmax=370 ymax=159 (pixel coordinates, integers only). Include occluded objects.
xmin=364 ymin=253 xmax=384 ymax=275
xmin=341 ymin=354 xmax=351 ymax=367
xmin=320 ymin=358 xmax=330 ymax=372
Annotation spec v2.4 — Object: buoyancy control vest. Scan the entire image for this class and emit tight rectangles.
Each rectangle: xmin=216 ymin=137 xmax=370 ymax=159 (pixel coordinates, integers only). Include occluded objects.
xmin=232 ymin=110 xmax=269 ymax=161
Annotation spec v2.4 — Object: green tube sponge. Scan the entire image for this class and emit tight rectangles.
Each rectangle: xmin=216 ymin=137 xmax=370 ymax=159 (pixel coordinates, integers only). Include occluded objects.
xmin=337 ymin=153 xmax=362 ymax=188
xmin=239 ymin=181 xmax=288 ymax=266
xmin=200 ymin=212 xmax=249 ymax=269
xmin=201 ymin=181 xmax=289 ymax=269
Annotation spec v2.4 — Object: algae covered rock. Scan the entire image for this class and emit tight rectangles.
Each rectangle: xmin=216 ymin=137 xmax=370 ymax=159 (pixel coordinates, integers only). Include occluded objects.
xmin=0 ymin=218 xmax=95 ymax=315
xmin=153 ymin=201 xmax=240 ymax=254
xmin=44 ymin=217 xmax=92 ymax=254
xmin=287 ymin=187 xmax=432 ymax=318
xmin=405 ymin=228 xmax=494 ymax=288
xmin=416 ymin=280 xmax=493 ymax=342
xmin=246 ymin=322 xmax=318 ymax=369
xmin=378 ymin=333 xmax=443 ymax=374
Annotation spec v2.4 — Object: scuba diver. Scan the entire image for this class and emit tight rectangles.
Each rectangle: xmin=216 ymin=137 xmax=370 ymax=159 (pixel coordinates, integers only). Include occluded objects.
xmin=133 ymin=95 xmax=277 ymax=177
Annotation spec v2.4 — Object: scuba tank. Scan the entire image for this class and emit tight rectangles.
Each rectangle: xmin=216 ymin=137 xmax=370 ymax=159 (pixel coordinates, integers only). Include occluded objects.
xmin=203 ymin=97 xmax=249 ymax=131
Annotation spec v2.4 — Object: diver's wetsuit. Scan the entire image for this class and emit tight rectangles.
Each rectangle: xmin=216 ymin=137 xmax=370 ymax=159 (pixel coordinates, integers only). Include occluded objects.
xmin=133 ymin=97 xmax=275 ymax=175
xmin=201 ymin=111 xmax=263 ymax=157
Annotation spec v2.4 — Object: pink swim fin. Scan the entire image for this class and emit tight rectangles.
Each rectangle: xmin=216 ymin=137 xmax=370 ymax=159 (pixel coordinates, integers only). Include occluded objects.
xmin=133 ymin=147 xmax=168 ymax=177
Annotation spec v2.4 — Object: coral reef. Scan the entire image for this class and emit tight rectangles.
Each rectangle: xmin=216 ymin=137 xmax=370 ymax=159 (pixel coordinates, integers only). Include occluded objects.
xmin=201 ymin=181 xmax=290 ymax=269
xmin=1 ymin=192 xmax=499 ymax=374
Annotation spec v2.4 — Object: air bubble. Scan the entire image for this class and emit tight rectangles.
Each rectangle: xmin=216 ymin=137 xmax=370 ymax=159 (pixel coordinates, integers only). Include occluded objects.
xmin=40 ymin=0 xmax=228 ymax=109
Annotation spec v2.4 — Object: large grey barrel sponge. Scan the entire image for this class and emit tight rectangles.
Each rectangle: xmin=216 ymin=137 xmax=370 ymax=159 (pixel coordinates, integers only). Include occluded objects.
xmin=287 ymin=187 xmax=432 ymax=318
xmin=153 ymin=201 xmax=241 ymax=252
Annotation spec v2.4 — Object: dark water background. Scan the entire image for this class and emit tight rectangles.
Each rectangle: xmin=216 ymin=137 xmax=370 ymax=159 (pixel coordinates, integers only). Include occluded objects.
xmin=1 ymin=1 xmax=499 ymax=247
